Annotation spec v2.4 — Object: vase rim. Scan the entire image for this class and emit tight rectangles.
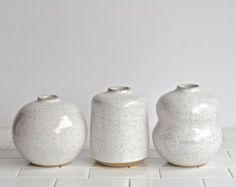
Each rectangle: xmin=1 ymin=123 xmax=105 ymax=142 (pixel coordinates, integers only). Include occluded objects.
xmin=37 ymin=95 xmax=60 ymax=102
xmin=177 ymin=84 xmax=200 ymax=91
xmin=108 ymin=86 xmax=130 ymax=92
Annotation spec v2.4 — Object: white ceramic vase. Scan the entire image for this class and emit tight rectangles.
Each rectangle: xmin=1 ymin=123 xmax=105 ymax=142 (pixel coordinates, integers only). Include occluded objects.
xmin=12 ymin=95 xmax=87 ymax=167
xmin=153 ymin=84 xmax=222 ymax=167
xmin=90 ymin=86 xmax=149 ymax=167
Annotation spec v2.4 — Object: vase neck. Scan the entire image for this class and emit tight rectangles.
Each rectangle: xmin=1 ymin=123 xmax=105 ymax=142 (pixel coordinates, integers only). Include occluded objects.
xmin=177 ymin=84 xmax=200 ymax=92
xmin=108 ymin=86 xmax=131 ymax=93
xmin=37 ymin=95 xmax=60 ymax=102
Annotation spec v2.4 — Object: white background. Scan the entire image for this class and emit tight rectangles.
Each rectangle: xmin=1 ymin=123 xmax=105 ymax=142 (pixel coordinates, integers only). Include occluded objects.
xmin=0 ymin=0 xmax=235 ymax=144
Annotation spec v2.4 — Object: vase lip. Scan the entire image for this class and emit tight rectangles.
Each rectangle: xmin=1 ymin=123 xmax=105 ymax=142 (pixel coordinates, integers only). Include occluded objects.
xmin=37 ymin=95 xmax=60 ymax=102
xmin=108 ymin=86 xmax=130 ymax=92
xmin=177 ymin=83 xmax=200 ymax=92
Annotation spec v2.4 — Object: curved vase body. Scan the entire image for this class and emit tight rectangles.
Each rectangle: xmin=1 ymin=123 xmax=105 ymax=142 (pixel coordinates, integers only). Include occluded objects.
xmin=12 ymin=95 xmax=87 ymax=167
xmin=153 ymin=84 xmax=222 ymax=167
xmin=90 ymin=86 xmax=149 ymax=167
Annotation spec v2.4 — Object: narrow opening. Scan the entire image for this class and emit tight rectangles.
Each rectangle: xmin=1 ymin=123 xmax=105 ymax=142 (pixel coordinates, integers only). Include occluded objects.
xmin=177 ymin=84 xmax=199 ymax=89
xmin=37 ymin=95 xmax=60 ymax=102
xmin=108 ymin=86 xmax=130 ymax=92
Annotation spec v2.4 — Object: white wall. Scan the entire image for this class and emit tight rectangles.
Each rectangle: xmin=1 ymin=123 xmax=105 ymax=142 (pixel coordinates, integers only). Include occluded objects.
xmin=0 ymin=0 xmax=236 ymax=143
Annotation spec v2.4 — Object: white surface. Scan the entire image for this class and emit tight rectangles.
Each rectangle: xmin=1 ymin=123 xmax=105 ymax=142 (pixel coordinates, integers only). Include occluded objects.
xmin=228 ymin=150 xmax=236 ymax=159
xmin=18 ymin=167 xmax=89 ymax=179
xmin=160 ymin=167 xmax=231 ymax=178
xmin=90 ymin=168 xmax=158 ymax=178
xmin=0 ymin=128 xmax=236 ymax=186
xmin=0 ymin=0 xmax=236 ymax=152
xmin=0 ymin=178 xmax=56 ymax=187
xmin=203 ymin=179 xmax=236 ymax=187
xmin=130 ymin=178 xmax=204 ymax=187
xmin=56 ymin=178 xmax=129 ymax=187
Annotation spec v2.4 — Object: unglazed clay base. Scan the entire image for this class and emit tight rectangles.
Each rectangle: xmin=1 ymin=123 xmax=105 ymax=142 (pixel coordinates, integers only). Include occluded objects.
xmin=169 ymin=162 xmax=206 ymax=168
xmin=30 ymin=161 xmax=72 ymax=168
xmin=96 ymin=159 xmax=144 ymax=167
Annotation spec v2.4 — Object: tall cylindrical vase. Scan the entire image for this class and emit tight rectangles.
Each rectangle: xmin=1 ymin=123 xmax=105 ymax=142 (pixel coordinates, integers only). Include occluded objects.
xmin=153 ymin=84 xmax=222 ymax=167
xmin=90 ymin=86 xmax=149 ymax=167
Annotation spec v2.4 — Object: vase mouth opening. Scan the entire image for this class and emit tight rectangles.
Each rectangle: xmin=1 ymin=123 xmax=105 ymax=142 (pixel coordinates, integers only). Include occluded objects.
xmin=108 ymin=86 xmax=130 ymax=92
xmin=37 ymin=95 xmax=60 ymax=102
xmin=177 ymin=84 xmax=200 ymax=91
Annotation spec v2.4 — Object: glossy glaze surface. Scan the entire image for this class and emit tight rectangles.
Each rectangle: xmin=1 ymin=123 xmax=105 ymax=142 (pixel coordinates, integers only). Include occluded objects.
xmin=153 ymin=84 xmax=222 ymax=167
xmin=90 ymin=86 xmax=149 ymax=166
xmin=12 ymin=95 xmax=87 ymax=166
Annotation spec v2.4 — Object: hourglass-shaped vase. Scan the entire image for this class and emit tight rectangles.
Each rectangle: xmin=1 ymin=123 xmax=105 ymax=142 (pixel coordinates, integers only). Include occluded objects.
xmin=153 ymin=84 xmax=222 ymax=167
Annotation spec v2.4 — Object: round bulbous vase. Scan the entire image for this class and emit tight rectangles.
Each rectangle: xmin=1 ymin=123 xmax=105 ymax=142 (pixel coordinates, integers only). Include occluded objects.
xmin=153 ymin=84 xmax=222 ymax=167
xmin=12 ymin=95 xmax=87 ymax=167
xmin=90 ymin=86 xmax=149 ymax=167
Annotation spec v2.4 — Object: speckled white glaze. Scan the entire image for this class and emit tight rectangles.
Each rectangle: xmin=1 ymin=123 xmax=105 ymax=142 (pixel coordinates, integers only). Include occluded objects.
xmin=153 ymin=84 xmax=222 ymax=167
xmin=90 ymin=86 xmax=149 ymax=166
xmin=12 ymin=95 xmax=87 ymax=166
